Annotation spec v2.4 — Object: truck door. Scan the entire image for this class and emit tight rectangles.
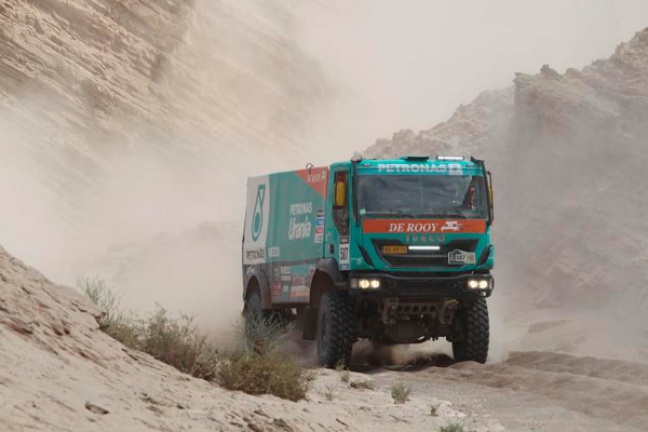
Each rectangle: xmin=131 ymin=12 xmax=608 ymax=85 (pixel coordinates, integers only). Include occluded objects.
xmin=327 ymin=169 xmax=351 ymax=270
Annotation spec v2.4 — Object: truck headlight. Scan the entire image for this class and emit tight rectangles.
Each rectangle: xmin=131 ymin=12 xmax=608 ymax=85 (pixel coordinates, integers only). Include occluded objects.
xmin=351 ymin=278 xmax=381 ymax=289
xmin=467 ymin=278 xmax=490 ymax=290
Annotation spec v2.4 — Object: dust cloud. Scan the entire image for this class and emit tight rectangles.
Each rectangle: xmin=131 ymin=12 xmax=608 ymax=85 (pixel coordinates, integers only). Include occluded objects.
xmin=0 ymin=0 xmax=336 ymax=336
xmin=2 ymin=0 xmax=648 ymax=357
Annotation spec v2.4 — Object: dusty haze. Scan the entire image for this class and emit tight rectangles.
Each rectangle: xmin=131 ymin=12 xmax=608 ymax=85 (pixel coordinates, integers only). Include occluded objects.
xmin=2 ymin=0 xmax=648 ymax=349
xmin=3 ymin=3 xmax=648 ymax=431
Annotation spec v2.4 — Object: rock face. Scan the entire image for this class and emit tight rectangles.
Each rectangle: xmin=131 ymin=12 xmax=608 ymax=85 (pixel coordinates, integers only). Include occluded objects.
xmin=0 ymin=0 xmax=328 ymax=191
xmin=364 ymin=28 xmax=648 ymax=322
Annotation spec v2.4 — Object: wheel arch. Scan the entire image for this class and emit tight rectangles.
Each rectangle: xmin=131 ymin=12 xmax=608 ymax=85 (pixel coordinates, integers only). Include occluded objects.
xmin=243 ymin=269 xmax=272 ymax=311
xmin=303 ymin=258 xmax=347 ymax=340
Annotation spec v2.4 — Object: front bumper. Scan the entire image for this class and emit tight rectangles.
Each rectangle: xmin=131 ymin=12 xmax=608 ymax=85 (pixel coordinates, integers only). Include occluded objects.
xmin=347 ymin=272 xmax=494 ymax=298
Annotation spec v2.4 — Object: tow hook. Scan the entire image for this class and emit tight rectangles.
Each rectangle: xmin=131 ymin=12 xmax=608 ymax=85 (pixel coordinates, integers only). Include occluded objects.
xmin=439 ymin=299 xmax=459 ymax=325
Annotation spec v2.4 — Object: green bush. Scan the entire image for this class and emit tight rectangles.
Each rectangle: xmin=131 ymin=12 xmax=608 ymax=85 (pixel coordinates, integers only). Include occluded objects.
xmin=391 ymin=382 xmax=411 ymax=404
xmin=218 ymin=350 xmax=309 ymax=401
xmin=82 ymin=278 xmax=310 ymax=400
xmin=438 ymin=422 xmax=465 ymax=432
xmin=80 ymin=278 xmax=218 ymax=380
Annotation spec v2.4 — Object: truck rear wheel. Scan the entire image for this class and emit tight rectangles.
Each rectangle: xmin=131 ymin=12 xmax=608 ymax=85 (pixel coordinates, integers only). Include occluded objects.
xmin=244 ymin=290 xmax=289 ymax=353
xmin=317 ymin=291 xmax=354 ymax=368
xmin=452 ymin=297 xmax=489 ymax=364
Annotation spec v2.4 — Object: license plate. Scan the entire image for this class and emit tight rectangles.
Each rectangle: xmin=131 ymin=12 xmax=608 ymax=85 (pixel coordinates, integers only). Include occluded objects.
xmin=382 ymin=245 xmax=408 ymax=254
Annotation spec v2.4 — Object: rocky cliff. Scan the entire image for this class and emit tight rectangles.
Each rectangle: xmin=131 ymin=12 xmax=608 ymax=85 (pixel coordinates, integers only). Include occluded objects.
xmin=365 ymin=28 xmax=648 ymax=323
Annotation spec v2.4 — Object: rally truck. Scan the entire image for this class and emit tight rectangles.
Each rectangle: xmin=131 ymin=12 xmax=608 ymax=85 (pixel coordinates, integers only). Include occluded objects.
xmin=242 ymin=156 xmax=494 ymax=366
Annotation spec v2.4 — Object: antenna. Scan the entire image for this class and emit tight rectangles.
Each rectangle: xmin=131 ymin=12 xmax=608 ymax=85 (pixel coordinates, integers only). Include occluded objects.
xmin=306 ymin=163 xmax=314 ymax=173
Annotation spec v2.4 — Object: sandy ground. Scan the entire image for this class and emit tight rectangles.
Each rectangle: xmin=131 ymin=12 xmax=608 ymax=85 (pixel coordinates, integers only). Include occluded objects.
xmin=0 ymin=245 xmax=505 ymax=432
xmin=3 ymin=243 xmax=648 ymax=432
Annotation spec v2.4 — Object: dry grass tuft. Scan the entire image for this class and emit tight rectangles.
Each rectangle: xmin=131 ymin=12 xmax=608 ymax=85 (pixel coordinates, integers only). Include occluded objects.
xmin=218 ymin=350 xmax=308 ymax=401
xmin=81 ymin=278 xmax=218 ymax=380
xmin=390 ymin=382 xmax=411 ymax=404
xmin=349 ymin=379 xmax=375 ymax=390
xmin=438 ymin=422 xmax=465 ymax=432
xmin=82 ymin=279 xmax=310 ymax=401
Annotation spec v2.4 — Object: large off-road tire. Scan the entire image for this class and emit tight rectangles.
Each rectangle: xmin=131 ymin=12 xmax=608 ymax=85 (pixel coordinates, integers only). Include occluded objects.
xmin=316 ymin=291 xmax=354 ymax=368
xmin=452 ymin=297 xmax=489 ymax=364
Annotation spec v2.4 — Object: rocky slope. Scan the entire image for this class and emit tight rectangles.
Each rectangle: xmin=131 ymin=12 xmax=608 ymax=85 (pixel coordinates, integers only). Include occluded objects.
xmin=0 ymin=0 xmax=333 ymax=282
xmin=0 ymin=0 xmax=326 ymax=152
xmin=365 ymin=28 xmax=648 ymax=334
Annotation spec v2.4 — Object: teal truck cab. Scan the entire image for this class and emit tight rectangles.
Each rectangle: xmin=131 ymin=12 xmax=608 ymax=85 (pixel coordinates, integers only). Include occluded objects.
xmin=242 ymin=156 xmax=494 ymax=367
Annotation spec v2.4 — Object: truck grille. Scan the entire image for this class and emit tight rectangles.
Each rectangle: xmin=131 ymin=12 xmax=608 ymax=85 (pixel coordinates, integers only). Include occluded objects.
xmin=372 ymin=239 xmax=478 ymax=268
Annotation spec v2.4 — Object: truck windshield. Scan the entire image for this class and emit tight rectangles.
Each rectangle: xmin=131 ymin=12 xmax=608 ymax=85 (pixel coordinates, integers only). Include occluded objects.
xmin=357 ymin=175 xmax=488 ymax=219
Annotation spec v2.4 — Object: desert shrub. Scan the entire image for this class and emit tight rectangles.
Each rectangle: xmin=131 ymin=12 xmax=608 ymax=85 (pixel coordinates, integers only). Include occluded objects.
xmin=218 ymin=350 xmax=308 ymax=401
xmin=80 ymin=278 xmax=218 ymax=380
xmin=241 ymin=310 xmax=287 ymax=355
xmin=438 ymin=422 xmax=465 ymax=432
xmin=349 ymin=379 xmax=375 ymax=390
xmin=82 ymin=278 xmax=308 ymax=400
xmin=138 ymin=308 xmax=219 ymax=380
xmin=390 ymin=382 xmax=411 ymax=404
xmin=80 ymin=277 xmax=140 ymax=348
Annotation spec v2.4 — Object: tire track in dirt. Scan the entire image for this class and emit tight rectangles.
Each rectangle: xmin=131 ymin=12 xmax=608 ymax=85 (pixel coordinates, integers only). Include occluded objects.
xmin=421 ymin=351 xmax=648 ymax=431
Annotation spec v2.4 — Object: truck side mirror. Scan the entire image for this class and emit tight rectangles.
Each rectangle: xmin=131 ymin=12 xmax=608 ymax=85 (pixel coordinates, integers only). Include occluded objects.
xmin=334 ymin=181 xmax=346 ymax=208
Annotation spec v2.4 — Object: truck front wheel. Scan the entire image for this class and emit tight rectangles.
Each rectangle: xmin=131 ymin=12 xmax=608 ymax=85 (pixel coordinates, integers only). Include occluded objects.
xmin=452 ymin=297 xmax=489 ymax=364
xmin=317 ymin=291 xmax=354 ymax=368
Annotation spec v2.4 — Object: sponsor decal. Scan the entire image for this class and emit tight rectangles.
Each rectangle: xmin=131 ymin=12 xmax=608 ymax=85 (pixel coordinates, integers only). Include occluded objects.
xmin=314 ymin=214 xmax=325 ymax=244
xmin=448 ymin=163 xmax=463 ymax=176
xmin=244 ymin=176 xmax=270 ymax=265
xmin=377 ymin=164 xmax=447 ymax=174
xmin=280 ymin=266 xmax=292 ymax=282
xmin=244 ymin=248 xmax=265 ymax=261
xmin=295 ymin=167 xmax=329 ymax=196
xmin=339 ymin=240 xmax=350 ymax=270
xmin=448 ymin=249 xmax=476 ymax=265
xmin=271 ymin=281 xmax=281 ymax=296
xmin=268 ymin=246 xmax=281 ymax=258
xmin=288 ymin=201 xmax=313 ymax=240
xmin=251 ymin=185 xmax=266 ymax=241
xmin=363 ymin=219 xmax=486 ymax=234
xmin=441 ymin=221 xmax=461 ymax=232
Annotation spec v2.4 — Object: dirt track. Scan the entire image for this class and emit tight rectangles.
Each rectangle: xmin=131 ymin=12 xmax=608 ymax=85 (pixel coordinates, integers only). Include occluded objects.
xmin=365 ymin=350 xmax=648 ymax=432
